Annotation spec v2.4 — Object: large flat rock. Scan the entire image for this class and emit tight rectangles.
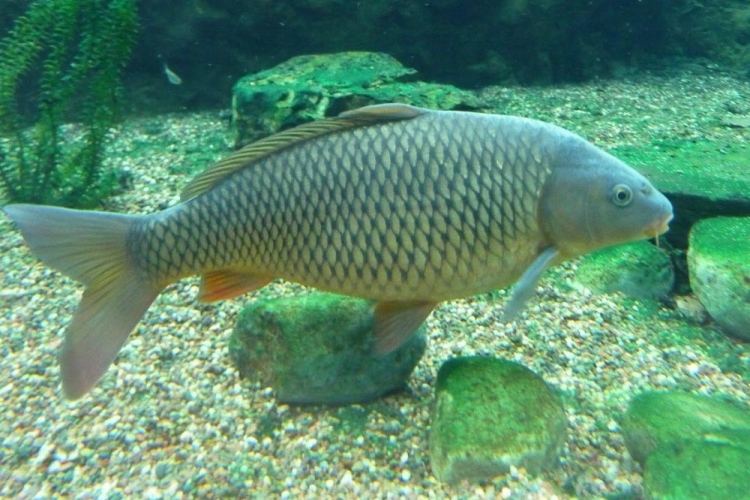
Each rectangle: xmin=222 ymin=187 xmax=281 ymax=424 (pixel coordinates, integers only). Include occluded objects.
xmin=231 ymin=51 xmax=484 ymax=147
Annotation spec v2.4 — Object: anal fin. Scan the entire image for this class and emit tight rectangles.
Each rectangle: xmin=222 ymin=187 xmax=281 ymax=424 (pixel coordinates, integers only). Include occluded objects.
xmin=373 ymin=300 xmax=436 ymax=354
xmin=199 ymin=270 xmax=273 ymax=302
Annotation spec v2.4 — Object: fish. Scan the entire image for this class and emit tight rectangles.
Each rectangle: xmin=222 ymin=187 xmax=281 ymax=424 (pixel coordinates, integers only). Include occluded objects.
xmin=2 ymin=103 xmax=673 ymax=399
xmin=163 ymin=62 xmax=182 ymax=85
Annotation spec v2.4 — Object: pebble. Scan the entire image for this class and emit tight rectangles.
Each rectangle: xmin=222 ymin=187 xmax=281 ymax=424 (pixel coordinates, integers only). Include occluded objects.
xmin=155 ymin=462 xmax=170 ymax=479
xmin=340 ymin=470 xmax=354 ymax=488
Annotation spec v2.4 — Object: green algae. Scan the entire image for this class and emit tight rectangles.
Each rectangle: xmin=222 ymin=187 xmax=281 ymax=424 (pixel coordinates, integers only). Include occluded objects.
xmin=689 ymin=217 xmax=750 ymax=264
xmin=643 ymin=429 xmax=750 ymax=500
xmin=430 ymin=357 xmax=566 ymax=483
xmin=229 ymin=292 xmax=425 ymax=404
xmin=612 ymin=140 xmax=750 ymax=203
xmin=574 ymin=241 xmax=675 ymax=301
xmin=231 ymin=51 xmax=484 ymax=147
xmin=622 ymin=391 xmax=750 ymax=465
xmin=688 ymin=217 xmax=750 ymax=340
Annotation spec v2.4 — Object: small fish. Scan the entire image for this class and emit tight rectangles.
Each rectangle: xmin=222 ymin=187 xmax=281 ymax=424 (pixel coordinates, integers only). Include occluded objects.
xmin=163 ymin=62 xmax=182 ymax=85
xmin=3 ymin=104 xmax=673 ymax=399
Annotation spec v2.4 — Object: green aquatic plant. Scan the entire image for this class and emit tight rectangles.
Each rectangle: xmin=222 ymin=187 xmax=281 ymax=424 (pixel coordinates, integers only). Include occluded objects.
xmin=0 ymin=0 xmax=137 ymax=207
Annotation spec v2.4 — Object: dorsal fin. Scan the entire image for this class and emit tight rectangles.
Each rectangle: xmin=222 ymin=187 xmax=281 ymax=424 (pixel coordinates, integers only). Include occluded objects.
xmin=180 ymin=103 xmax=426 ymax=201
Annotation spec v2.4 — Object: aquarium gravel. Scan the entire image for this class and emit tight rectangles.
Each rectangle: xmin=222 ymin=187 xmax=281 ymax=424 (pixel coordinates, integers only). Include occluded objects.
xmin=1 ymin=67 xmax=749 ymax=499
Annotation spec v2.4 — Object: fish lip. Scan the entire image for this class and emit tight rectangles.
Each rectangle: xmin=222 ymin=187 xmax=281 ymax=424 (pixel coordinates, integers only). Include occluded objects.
xmin=644 ymin=212 xmax=673 ymax=238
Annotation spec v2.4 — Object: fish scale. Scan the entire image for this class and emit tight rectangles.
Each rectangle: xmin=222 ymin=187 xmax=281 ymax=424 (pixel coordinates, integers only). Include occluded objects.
xmin=3 ymin=103 xmax=673 ymax=398
xmin=129 ymin=111 xmax=551 ymax=301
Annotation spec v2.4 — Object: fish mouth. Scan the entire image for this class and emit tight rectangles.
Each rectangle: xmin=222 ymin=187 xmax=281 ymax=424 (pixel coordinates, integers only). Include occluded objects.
xmin=644 ymin=212 xmax=673 ymax=239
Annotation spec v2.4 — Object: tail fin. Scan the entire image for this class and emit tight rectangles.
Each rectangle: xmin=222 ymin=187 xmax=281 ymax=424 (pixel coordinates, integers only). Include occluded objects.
xmin=3 ymin=204 xmax=162 ymax=400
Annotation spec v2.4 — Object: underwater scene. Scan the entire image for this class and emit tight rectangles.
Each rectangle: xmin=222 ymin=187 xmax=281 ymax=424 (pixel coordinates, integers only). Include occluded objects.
xmin=1 ymin=0 xmax=749 ymax=499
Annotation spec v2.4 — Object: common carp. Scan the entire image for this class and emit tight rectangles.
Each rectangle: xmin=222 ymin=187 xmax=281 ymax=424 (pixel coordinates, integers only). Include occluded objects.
xmin=3 ymin=104 xmax=673 ymax=399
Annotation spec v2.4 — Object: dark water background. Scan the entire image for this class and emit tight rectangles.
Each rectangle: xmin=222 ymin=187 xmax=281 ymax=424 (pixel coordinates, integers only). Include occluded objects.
xmin=2 ymin=0 xmax=748 ymax=114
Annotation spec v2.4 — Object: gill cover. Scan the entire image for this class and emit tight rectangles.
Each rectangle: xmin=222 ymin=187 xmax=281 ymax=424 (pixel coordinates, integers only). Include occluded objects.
xmin=540 ymin=136 xmax=673 ymax=258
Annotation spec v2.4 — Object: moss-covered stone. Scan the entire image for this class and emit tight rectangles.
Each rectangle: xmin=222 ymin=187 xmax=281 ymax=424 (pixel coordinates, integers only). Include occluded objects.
xmin=231 ymin=51 xmax=485 ymax=147
xmin=429 ymin=357 xmax=566 ymax=484
xmin=687 ymin=217 xmax=750 ymax=340
xmin=573 ymin=241 xmax=674 ymax=301
xmin=229 ymin=292 xmax=426 ymax=404
xmin=643 ymin=429 xmax=750 ymax=500
xmin=622 ymin=391 xmax=750 ymax=465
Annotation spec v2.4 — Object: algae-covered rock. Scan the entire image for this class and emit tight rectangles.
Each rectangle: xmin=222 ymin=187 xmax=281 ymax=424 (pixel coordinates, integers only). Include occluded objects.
xmin=429 ymin=357 xmax=566 ymax=484
xmin=232 ymin=51 xmax=484 ymax=147
xmin=622 ymin=391 xmax=750 ymax=465
xmin=573 ymin=241 xmax=674 ymax=301
xmin=687 ymin=217 xmax=750 ymax=340
xmin=643 ymin=429 xmax=750 ymax=500
xmin=229 ymin=292 xmax=426 ymax=404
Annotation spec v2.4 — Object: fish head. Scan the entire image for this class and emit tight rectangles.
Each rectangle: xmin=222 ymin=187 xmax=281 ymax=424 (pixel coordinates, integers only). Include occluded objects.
xmin=541 ymin=138 xmax=673 ymax=258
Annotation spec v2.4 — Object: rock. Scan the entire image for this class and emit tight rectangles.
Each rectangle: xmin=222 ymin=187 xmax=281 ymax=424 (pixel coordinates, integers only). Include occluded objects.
xmin=673 ymin=294 xmax=710 ymax=325
xmin=231 ymin=51 xmax=485 ymax=147
xmin=429 ymin=357 xmax=566 ymax=484
xmin=612 ymin=141 xmax=750 ymax=249
xmin=643 ymin=429 xmax=750 ymax=500
xmin=687 ymin=217 xmax=750 ymax=340
xmin=228 ymin=292 xmax=426 ymax=404
xmin=573 ymin=241 xmax=674 ymax=301
xmin=622 ymin=391 xmax=750 ymax=465
xmin=721 ymin=116 xmax=750 ymax=128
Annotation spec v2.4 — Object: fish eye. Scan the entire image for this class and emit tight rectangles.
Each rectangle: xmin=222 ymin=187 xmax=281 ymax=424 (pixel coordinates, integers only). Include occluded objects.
xmin=612 ymin=184 xmax=633 ymax=206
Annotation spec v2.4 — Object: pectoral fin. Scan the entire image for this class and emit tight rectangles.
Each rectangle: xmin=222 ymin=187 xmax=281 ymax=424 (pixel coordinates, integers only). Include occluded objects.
xmin=199 ymin=270 xmax=273 ymax=302
xmin=373 ymin=300 xmax=436 ymax=354
xmin=503 ymin=247 xmax=560 ymax=321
